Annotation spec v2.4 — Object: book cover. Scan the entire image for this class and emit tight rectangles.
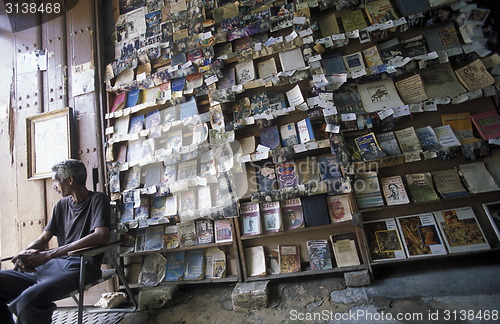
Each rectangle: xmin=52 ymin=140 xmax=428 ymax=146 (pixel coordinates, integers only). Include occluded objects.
xmin=233 ymin=97 xmax=252 ymax=122
xmin=266 ymin=248 xmax=280 ymax=275
xmin=471 ymin=110 xmax=500 ymax=140
xmin=483 ymin=201 xmax=500 ymax=241
xmin=145 ymin=226 xmax=164 ymax=251
xmin=458 ymin=162 xmax=499 ymax=193
xmin=215 ymin=219 xmax=233 ymax=243
xmin=317 ymin=154 xmax=342 ymax=180
xmin=363 ymin=218 xmax=407 ymax=262
xmin=145 ymin=109 xmax=161 ymax=138
xmin=395 ymin=74 xmax=428 ymax=105
xmin=376 ymin=131 xmax=402 ymax=156
xmin=177 ymin=160 xmax=198 ymax=181
xmin=353 ymin=172 xmax=385 ymax=209
xmin=423 ymin=23 xmax=461 ymax=52
xmin=128 ymin=114 xmax=145 ymax=134
xmin=381 ymin=176 xmax=410 ymax=206
xmin=279 ymin=123 xmax=299 ymax=147
xmin=134 ymin=228 xmax=147 ymax=252
xmin=302 ymin=194 xmax=331 ymax=227
xmin=110 ymin=92 xmax=126 ymax=112
xmin=418 ymin=63 xmax=466 ymax=100
xmin=121 ymin=203 xmax=134 ymax=224
xmin=330 ymin=232 xmax=361 ymax=267
xmin=161 ymin=105 xmax=178 ymax=123
xmin=441 ymin=112 xmax=477 ymax=145
xmin=235 ymin=60 xmax=256 ymax=85
xmin=260 ymin=125 xmax=281 ymax=149
xmin=281 ymin=198 xmax=305 ymax=230
xmin=434 ymin=207 xmax=490 ymax=253
xmin=431 ymin=169 xmax=470 ymax=198
xmin=125 ymin=88 xmax=140 ymax=108
xmin=434 ymin=125 xmax=461 ymax=148
xmin=362 ymin=45 xmax=383 ymax=68
xmin=163 ymin=224 xmax=179 ymax=249
xmin=326 ymin=194 xmax=353 ymax=223
xmin=179 ymin=97 xmax=199 ymax=120
xmin=276 ymin=161 xmax=299 ymax=189
xmin=405 ymin=173 xmax=440 ymax=203
xmin=333 ymin=81 xmax=365 ymax=114
xmin=296 ymin=157 xmax=321 ymax=186
xmin=401 ymin=36 xmax=427 ymax=58
xmin=240 ymin=202 xmax=262 ymax=236
xmin=319 ymin=12 xmax=340 ymax=37
xmin=218 ymin=67 xmax=236 ymax=90
xmin=205 ymin=247 xmax=226 ymax=279
xmin=261 ymin=201 xmax=283 ymax=233
xmin=322 ymin=54 xmax=347 ymax=76
xmin=165 ymin=251 xmax=185 ymax=281
xmin=415 ymin=126 xmax=440 ymax=151
xmin=257 ymin=57 xmax=277 ymax=80
xmin=310 ymin=117 xmax=329 ymax=147
xmin=296 ymin=118 xmax=315 ymax=144
xmin=184 ymin=249 xmax=205 ymax=280
xmin=164 ymin=195 xmax=178 ymax=217
xmin=138 ymin=254 xmax=166 ymax=287
xmin=355 ymin=132 xmax=386 ymax=161
xmin=178 ymin=220 xmax=197 ymax=247
xmin=364 ymin=0 xmax=399 ymax=25
xmin=256 ymin=163 xmax=278 ymax=192
xmin=135 ymin=197 xmax=150 ymax=220
xmin=195 ymin=219 xmax=215 ymax=245
xmin=197 ymin=186 xmax=212 ymax=211
xmin=340 ymin=9 xmax=367 ymax=33
xmin=377 ymin=37 xmax=403 ymax=63
xmin=180 ymin=189 xmax=197 ymax=213
xmin=396 ymin=213 xmax=447 ymax=258
xmin=358 ymin=79 xmax=404 ymax=113
xmin=394 ymin=127 xmax=423 ymax=154
xmin=245 ymin=246 xmax=267 ymax=277
xmin=150 ymin=196 xmax=166 ymax=219
xmin=343 ymin=52 xmax=366 ymax=73
xmin=307 ymin=240 xmax=333 ymax=270
xmin=279 ymin=245 xmax=301 ymax=274
xmin=279 ymin=48 xmax=306 ymax=72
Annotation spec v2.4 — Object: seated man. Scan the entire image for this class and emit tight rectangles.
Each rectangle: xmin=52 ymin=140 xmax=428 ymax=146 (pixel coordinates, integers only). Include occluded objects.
xmin=0 ymin=159 xmax=111 ymax=324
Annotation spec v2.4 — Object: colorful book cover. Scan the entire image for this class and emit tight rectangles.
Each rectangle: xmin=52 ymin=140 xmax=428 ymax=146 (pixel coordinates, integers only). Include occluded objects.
xmin=178 ymin=221 xmax=197 ymax=247
xmin=340 ymin=9 xmax=367 ymax=33
xmin=281 ymin=198 xmax=305 ymax=230
xmin=240 ymin=202 xmax=262 ymax=236
xmin=326 ymin=194 xmax=353 ymax=223
xmin=353 ymin=172 xmax=385 ymax=209
xmin=380 ymin=176 xmax=410 ymax=205
xmin=276 ymin=161 xmax=299 ymax=189
xmin=279 ymin=123 xmax=299 ymax=147
xmin=256 ymin=163 xmax=278 ymax=192
xmin=184 ymin=250 xmax=205 ymax=280
xmin=261 ymin=201 xmax=283 ymax=233
xmin=307 ymin=240 xmax=333 ymax=270
xmin=165 ymin=251 xmax=185 ymax=281
xmin=431 ymin=169 xmax=470 ymax=198
xmin=330 ymin=233 xmax=361 ymax=267
xmin=441 ymin=112 xmax=477 ymax=145
xmin=145 ymin=226 xmax=164 ymax=251
xmin=364 ymin=0 xmax=399 ymax=25
xmin=215 ymin=219 xmax=233 ymax=243
xmin=163 ymin=224 xmax=179 ymax=249
xmin=317 ymin=154 xmax=342 ymax=180
xmin=471 ymin=110 xmax=500 ymax=140
xmin=296 ymin=118 xmax=315 ymax=144
xmin=376 ymin=131 xmax=402 ymax=156
xmin=355 ymin=132 xmax=386 ymax=161
xmin=433 ymin=207 xmax=490 ymax=253
xmin=395 ymin=213 xmax=447 ymax=258
xmin=260 ymin=125 xmax=281 ymax=149
xmin=415 ymin=126 xmax=440 ymax=151
xmin=363 ymin=218 xmax=407 ymax=261
xmin=279 ymin=245 xmax=301 ymax=273
xmin=195 ymin=219 xmax=215 ymax=245
xmin=296 ymin=157 xmax=321 ymax=186
xmin=405 ymin=173 xmax=440 ymax=203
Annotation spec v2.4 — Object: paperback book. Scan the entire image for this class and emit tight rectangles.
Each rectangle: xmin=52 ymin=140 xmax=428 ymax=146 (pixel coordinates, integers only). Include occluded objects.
xmin=376 ymin=131 xmax=402 ymax=157
xmin=261 ymin=201 xmax=283 ymax=233
xmin=405 ymin=173 xmax=440 ymax=203
xmin=184 ymin=249 xmax=205 ymax=280
xmin=214 ymin=219 xmax=233 ymax=243
xmin=353 ymin=172 xmax=385 ymax=209
xmin=330 ymin=232 xmax=361 ymax=267
xmin=195 ymin=219 xmax=215 ymax=245
xmin=302 ymin=194 xmax=331 ymax=227
xmin=431 ymin=169 xmax=470 ymax=198
xmin=165 ymin=251 xmax=185 ymax=281
xmin=163 ymin=224 xmax=179 ymax=249
xmin=279 ymin=245 xmax=301 ymax=274
xmin=276 ymin=161 xmax=299 ymax=189
xmin=240 ymin=202 xmax=262 ymax=236
xmin=363 ymin=218 xmax=407 ymax=262
xmin=307 ymin=240 xmax=333 ymax=271
xmin=281 ymin=198 xmax=305 ymax=230
xmin=458 ymin=162 xmax=499 ymax=193
xmin=380 ymin=176 xmax=410 ymax=205
xmin=245 ymin=246 xmax=267 ymax=277
xmin=326 ymin=194 xmax=353 ymax=223
xmin=178 ymin=221 xmax=197 ymax=247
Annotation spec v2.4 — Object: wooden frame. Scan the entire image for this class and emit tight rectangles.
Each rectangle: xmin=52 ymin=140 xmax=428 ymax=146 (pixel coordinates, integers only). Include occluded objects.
xmin=26 ymin=107 xmax=74 ymax=180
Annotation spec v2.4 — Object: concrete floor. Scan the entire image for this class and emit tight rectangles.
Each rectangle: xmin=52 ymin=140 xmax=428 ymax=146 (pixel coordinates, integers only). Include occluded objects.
xmin=111 ymin=254 xmax=500 ymax=324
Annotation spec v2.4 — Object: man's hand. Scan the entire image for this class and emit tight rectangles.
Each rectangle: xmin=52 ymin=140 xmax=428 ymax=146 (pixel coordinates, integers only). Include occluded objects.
xmin=12 ymin=249 xmax=51 ymax=272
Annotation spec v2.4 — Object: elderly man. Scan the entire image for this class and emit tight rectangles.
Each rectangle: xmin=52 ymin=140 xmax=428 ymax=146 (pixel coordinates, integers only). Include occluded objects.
xmin=0 ymin=159 xmax=110 ymax=324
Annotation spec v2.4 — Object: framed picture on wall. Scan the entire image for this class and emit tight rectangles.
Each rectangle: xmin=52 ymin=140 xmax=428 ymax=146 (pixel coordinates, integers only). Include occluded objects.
xmin=483 ymin=201 xmax=500 ymax=241
xmin=26 ymin=107 xmax=74 ymax=180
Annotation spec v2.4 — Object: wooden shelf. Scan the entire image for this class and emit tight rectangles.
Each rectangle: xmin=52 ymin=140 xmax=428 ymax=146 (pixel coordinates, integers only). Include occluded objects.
xmin=240 ymin=221 xmax=355 ymax=241
xmin=120 ymin=275 xmax=239 ymax=289
xmin=245 ymin=264 xmax=368 ymax=282
xmin=120 ymin=241 xmax=234 ymax=258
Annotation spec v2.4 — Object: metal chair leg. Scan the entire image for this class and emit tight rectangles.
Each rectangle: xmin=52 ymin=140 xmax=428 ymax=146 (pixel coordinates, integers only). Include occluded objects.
xmin=78 ymin=255 xmax=86 ymax=324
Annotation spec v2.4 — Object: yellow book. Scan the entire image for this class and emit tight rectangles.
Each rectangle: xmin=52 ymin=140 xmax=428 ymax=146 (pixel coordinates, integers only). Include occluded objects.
xmin=340 ymin=9 xmax=368 ymax=33
xmin=319 ymin=12 xmax=340 ymax=37
xmin=364 ymin=0 xmax=399 ymax=25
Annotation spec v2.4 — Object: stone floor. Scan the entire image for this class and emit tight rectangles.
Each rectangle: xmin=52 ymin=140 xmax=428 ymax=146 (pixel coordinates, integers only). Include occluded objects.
xmin=58 ymin=255 xmax=500 ymax=324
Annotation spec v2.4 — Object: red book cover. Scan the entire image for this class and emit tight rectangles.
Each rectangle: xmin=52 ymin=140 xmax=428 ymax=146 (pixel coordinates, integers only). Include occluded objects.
xmin=471 ymin=110 xmax=500 ymax=140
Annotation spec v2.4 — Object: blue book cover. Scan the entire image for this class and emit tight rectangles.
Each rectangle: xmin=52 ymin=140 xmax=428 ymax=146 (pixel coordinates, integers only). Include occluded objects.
xmin=184 ymin=250 xmax=205 ymax=280
xmin=260 ymin=125 xmax=281 ymax=149
xmin=125 ymin=88 xmax=140 ymax=108
xmin=317 ymin=155 xmax=342 ymax=180
xmin=279 ymin=123 xmax=298 ymax=147
xmin=165 ymin=251 xmax=185 ymax=281
xmin=179 ymin=97 xmax=199 ymax=120
xmin=256 ymin=163 xmax=278 ymax=192
xmin=323 ymin=54 xmax=347 ymax=75
xmin=297 ymin=118 xmax=315 ymax=144
xmin=128 ymin=114 xmax=144 ymax=134
xmin=171 ymin=77 xmax=186 ymax=92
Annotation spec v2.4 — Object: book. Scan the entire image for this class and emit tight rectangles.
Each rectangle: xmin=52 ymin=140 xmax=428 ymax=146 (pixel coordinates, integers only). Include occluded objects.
xmin=163 ymin=224 xmax=179 ymax=249
xmin=377 ymin=37 xmax=402 ymax=63
xmin=405 ymin=173 xmax=440 ymax=203
xmin=418 ymin=63 xmax=466 ymax=100
xmin=266 ymin=248 xmax=280 ymax=275
xmin=279 ymin=245 xmax=301 ymax=273
xmin=329 ymin=233 xmax=361 ymax=267
xmin=145 ymin=226 xmax=164 ymax=251
xmin=317 ymin=154 xmax=342 ymax=180
xmin=343 ymin=52 xmax=366 ymax=73
xmin=482 ymin=201 xmax=500 ymax=241
xmin=296 ymin=157 xmax=321 ymax=186
xmin=471 ymin=110 xmax=500 ymax=140
xmin=353 ymin=172 xmax=385 ymax=209
xmin=257 ymin=57 xmax=277 ymax=80
xmin=128 ymin=114 xmax=145 ymax=134
xmin=195 ymin=219 xmax=215 ymax=245
xmin=178 ymin=221 xmax=197 ymax=247
xmin=431 ymin=169 xmax=470 ymax=198
xmin=318 ymin=12 xmax=340 ymax=37
xmin=433 ymin=207 xmax=490 ymax=253
xmin=455 ymin=59 xmax=495 ymax=92
xmin=245 ymin=246 xmax=266 ymax=277
xmin=235 ymin=60 xmax=255 ymax=85
xmin=434 ymin=125 xmax=461 ymax=148
xmin=395 ymin=213 xmax=447 ymax=258
xmin=165 ymin=251 xmax=185 ymax=281
xmin=458 ymin=162 xmax=499 ymax=193
xmin=441 ymin=112 xmax=478 ymax=145
xmin=326 ymin=194 xmax=353 ymax=223
xmin=177 ymin=160 xmax=198 ymax=181
xmin=401 ymin=36 xmax=427 ymax=58
xmin=197 ymin=186 xmax=212 ymax=211
xmin=395 ymin=74 xmax=428 ymax=105
xmin=276 ymin=161 xmax=299 ymax=189
xmin=240 ymin=202 xmax=262 ymax=236
xmin=138 ymin=254 xmax=166 ymax=286
xmin=358 ymin=79 xmax=404 ymax=113
xmin=205 ymin=247 xmax=226 ymax=279
xmin=363 ymin=218 xmax=407 ymax=262
xmin=134 ymin=228 xmax=147 ymax=252
xmin=302 ymin=194 xmax=330 ymax=227
xmin=310 ymin=117 xmax=330 ymax=147
xmin=355 ymin=132 xmax=386 ymax=161
xmin=260 ymin=125 xmax=281 ymax=149
xmin=164 ymin=196 xmax=178 ymax=217
xmin=296 ymin=118 xmax=315 ymax=144
xmin=281 ymin=198 xmax=305 ymax=230
xmin=256 ymin=163 xmax=278 ymax=192
xmin=415 ymin=126 xmax=440 ymax=151
xmin=279 ymin=123 xmax=298 ymax=147
xmin=322 ymin=54 xmax=347 ymax=76
xmin=340 ymin=9 xmax=367 ymax=33
xmin=376 ymin=131 xmax=402 ymax=156
xmin=261 ymin=201 xmax=283 ymax=233
xmin=135 ymin=197 xmax=150 ymax=220
xmin=362 ymin=45 xmax=383 ymax=68
xmin=121 ymin=203 xmax=134 ymax=224
xmin=307 ymin=240 xmax=333 ymax=270
xmin=184 ymin=249 xmax=205 ymax=280
xmin=180 ymin=189 xmax=196 ymax=213
xmin=394 ymin=127 xmax=423 ymax=154
xmin=393 ymin=0 xmax=430 ymax=16
xmin=364 ymin=0 xmax=399 ymax=25
xmin=423 ymin=23 xmax=461 ymax=52
xmin=279 ymin=48 xmax=306 ymax=72
xmin=214 ymin=219 xmax=233 ymax=243
xmin=380 ymin=176 xmax=410 ymax=206
xmin=179 ymin=97 xmax=198 ymax=120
